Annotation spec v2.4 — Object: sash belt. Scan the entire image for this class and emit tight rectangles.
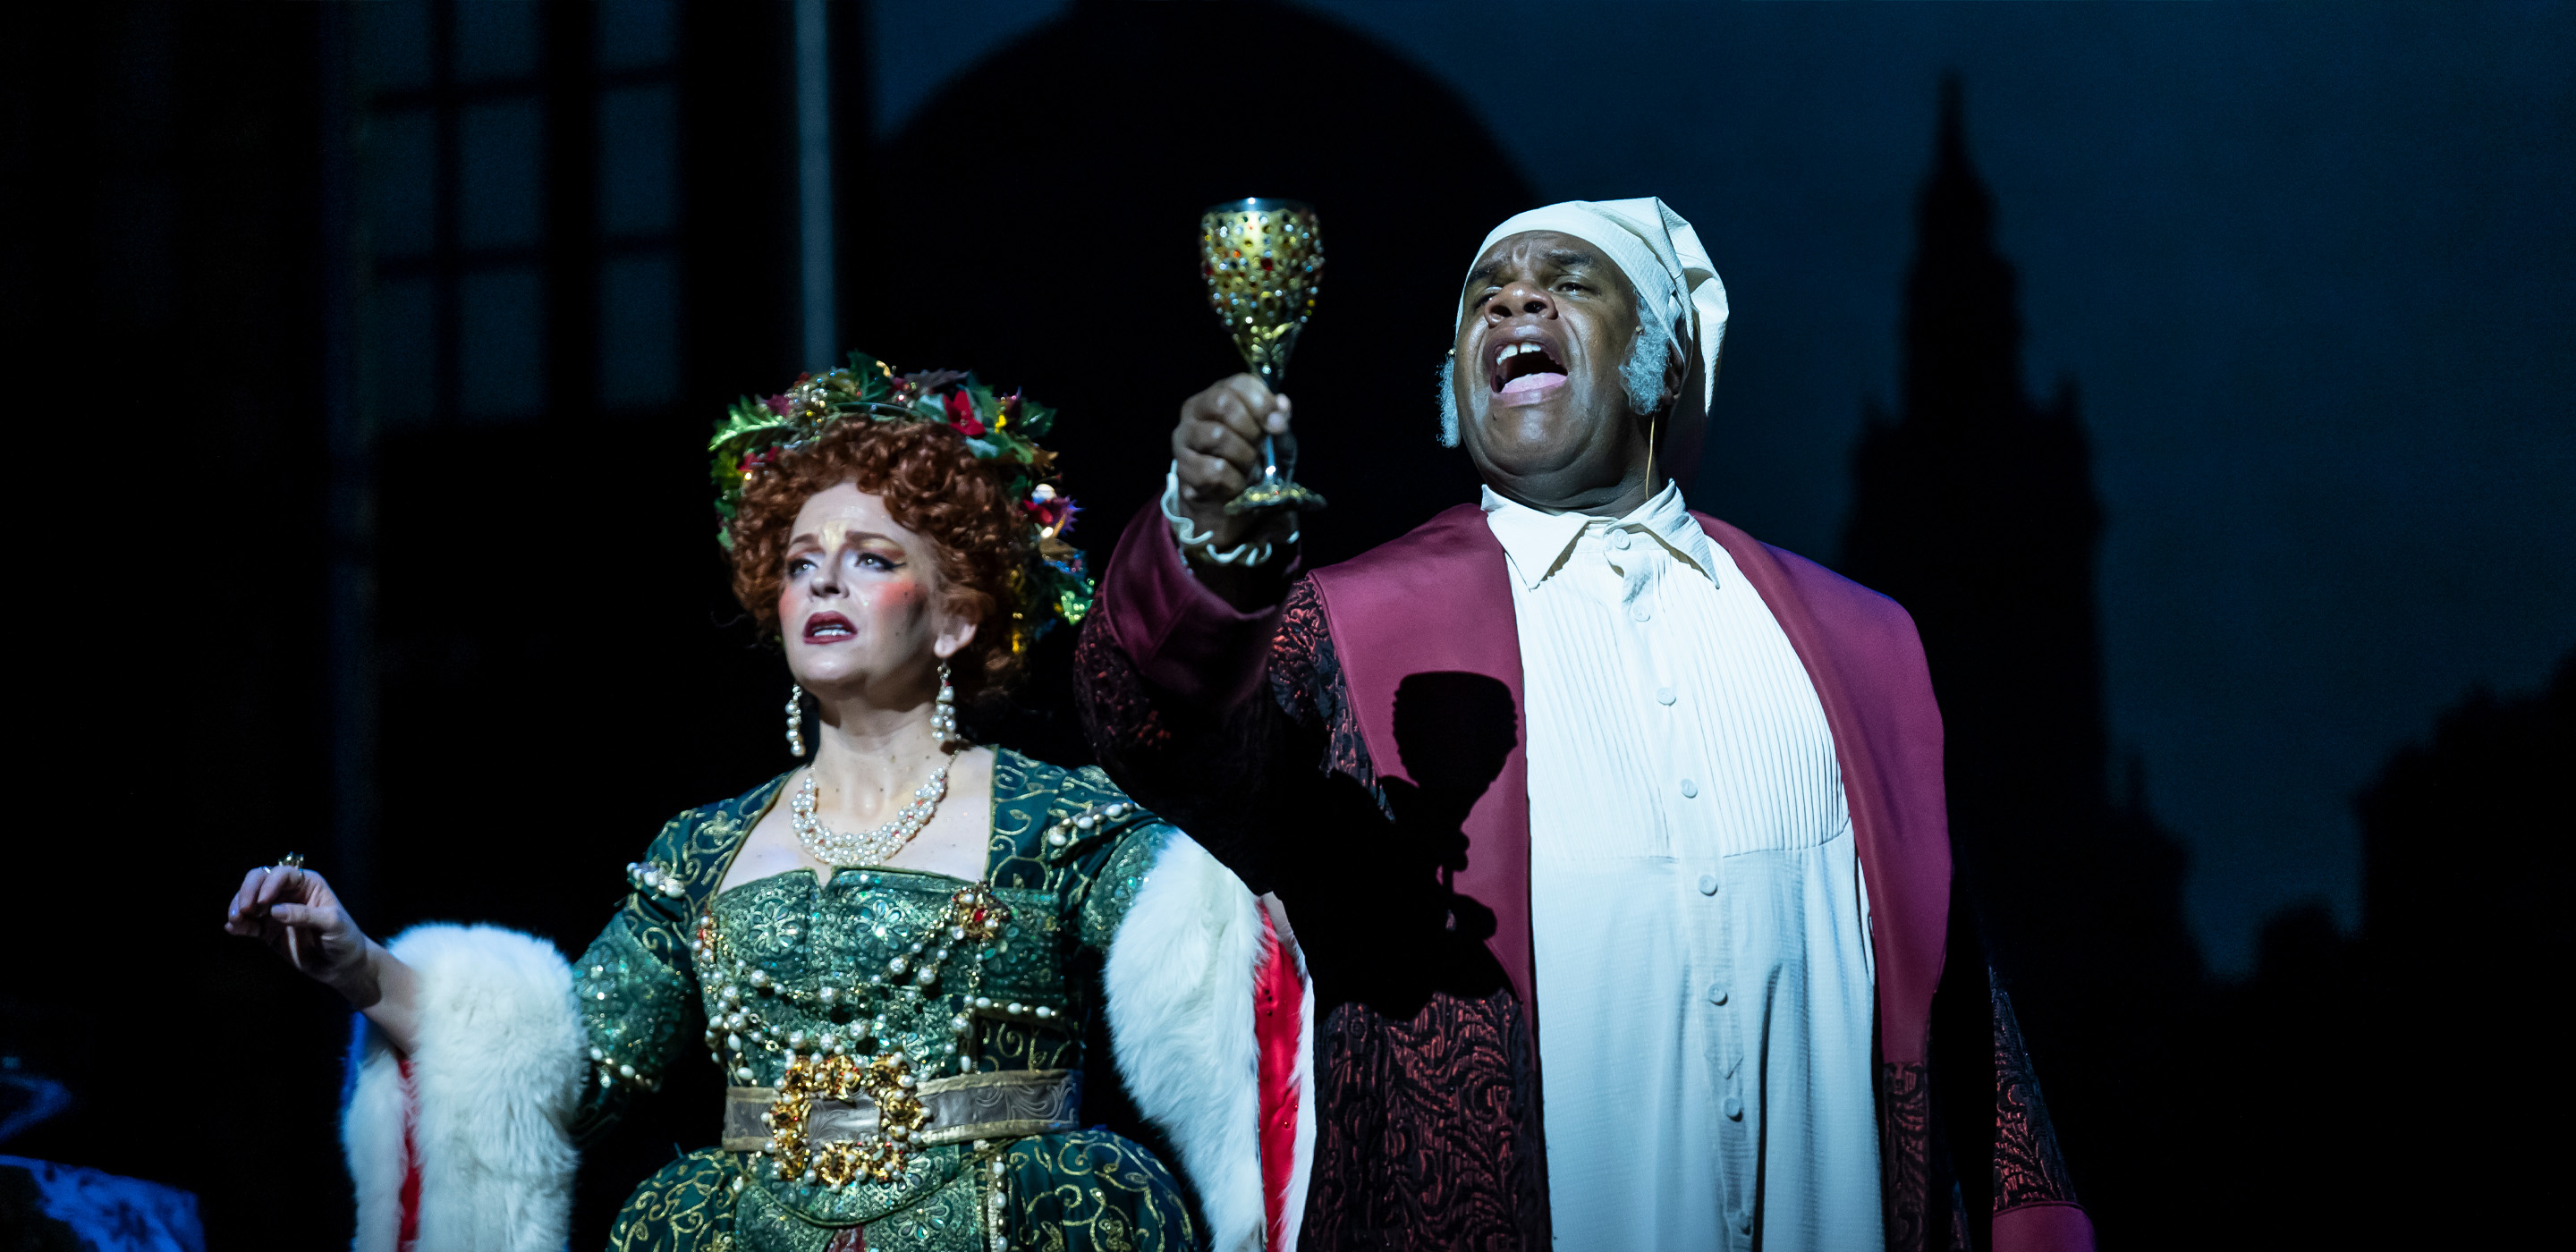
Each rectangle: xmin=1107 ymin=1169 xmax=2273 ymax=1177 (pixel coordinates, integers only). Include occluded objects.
xmin=721 ymin=1068 xmax=1082 ymax=1152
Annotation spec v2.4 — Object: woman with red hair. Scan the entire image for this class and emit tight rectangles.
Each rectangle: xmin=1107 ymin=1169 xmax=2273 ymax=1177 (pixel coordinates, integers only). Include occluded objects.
xmin=225 ymin=357 xmax=1310 ymax=1252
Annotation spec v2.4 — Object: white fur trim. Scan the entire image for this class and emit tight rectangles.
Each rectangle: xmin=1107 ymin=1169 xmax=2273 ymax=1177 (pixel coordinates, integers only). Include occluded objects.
xmin=1105 ymin=835 xmax=1271 ymax=1252
xmin=341 ymin=924 xmax=583 ymax=1252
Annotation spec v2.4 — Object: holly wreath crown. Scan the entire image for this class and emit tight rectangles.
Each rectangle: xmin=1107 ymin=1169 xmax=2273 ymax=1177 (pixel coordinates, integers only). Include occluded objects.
xmin=708 ymin=351 xmax=1093 ymax=643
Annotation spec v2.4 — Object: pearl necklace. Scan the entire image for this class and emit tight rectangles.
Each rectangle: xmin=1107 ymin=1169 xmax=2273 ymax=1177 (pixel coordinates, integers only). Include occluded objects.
xmin=791 ymin=760 xmax=951 ymax=867
xmin=695 ymin=875 xmax=1017 ymax=1096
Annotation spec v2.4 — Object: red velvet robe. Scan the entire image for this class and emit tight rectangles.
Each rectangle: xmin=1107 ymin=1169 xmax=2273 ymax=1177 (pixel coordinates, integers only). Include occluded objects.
xmin=1077 ymin=503 xmax=2093 ymax=1252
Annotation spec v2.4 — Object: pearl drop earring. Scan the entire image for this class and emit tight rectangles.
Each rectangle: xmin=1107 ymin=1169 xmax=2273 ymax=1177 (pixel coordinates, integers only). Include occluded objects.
xmin=784 ymin=684 xmax=807 ymax=757
xmin=932 ymin=661 xmax=958 ymax=748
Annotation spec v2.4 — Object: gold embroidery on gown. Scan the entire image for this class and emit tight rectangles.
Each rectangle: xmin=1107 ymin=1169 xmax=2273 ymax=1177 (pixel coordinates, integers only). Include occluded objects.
xmin=581 ymin=751 xmax=1195 ymax=1252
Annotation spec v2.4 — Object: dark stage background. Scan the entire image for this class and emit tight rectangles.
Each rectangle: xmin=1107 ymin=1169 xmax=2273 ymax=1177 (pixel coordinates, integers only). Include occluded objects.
xmin=2 ymin=3 xmax=2566 ymax=1249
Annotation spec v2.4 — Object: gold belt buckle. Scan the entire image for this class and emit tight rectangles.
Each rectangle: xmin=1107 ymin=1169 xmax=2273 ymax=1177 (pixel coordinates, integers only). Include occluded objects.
xmin=765 ymin=1053 xmax=928 ymax=1189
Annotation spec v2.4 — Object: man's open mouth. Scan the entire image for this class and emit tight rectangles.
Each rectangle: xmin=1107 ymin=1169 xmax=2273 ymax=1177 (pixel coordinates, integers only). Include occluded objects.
xmin=804 ymin=612 xmax=855 ymax=640
xmin=1491 ymin=340 xmax=1567 ymax=394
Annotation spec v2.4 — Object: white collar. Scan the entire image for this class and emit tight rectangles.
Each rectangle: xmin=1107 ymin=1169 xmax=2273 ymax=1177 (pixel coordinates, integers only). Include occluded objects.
xmin=1479 ymin=480 xmax=1714 ymax=590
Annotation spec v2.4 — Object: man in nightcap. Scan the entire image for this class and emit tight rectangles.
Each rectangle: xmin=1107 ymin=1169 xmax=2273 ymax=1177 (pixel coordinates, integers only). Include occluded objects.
xmin=1075 ymin=199 xmax=2094 ymax=1252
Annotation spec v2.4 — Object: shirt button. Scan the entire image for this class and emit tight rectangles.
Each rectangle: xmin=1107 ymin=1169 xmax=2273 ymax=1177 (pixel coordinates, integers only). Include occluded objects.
xmin=1656 ymin=686 xmax=1676 ymax=706
xmin=1612 ymin=530 xmax=1633 ymax=550
xmin=1679 ymin=778 xmax=1699 ymax=799
xmin=1697 ymin=873 xmax=1718 ymax=896
xmin=1630 ymin=603 xmax=1651 ymax=623
xmin=1707 ymin=982 xmax=1728 ymax=1004
xmin=1722 ymin=1096 xmax=1743 ymax=1121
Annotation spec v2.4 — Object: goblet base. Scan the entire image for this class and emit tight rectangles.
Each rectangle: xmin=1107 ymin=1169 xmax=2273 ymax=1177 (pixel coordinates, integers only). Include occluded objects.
xmin=1225 ymin=479 xmax=1329 ymax=516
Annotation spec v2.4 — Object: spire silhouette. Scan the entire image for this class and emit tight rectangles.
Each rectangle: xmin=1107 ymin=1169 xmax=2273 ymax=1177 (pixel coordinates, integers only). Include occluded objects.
xmin=1841 ymin=78 xmax=2203 ymax=1233
xmin=1904 ymin=80 xmax=2027 ymax=429
xmin=1845 ymin=76 xmax=2110 ymax=855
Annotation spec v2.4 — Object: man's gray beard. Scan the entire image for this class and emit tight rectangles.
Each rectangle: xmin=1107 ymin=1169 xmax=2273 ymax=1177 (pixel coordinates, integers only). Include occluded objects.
xmin=1436 ymin=303 xmax=1677 ymax=448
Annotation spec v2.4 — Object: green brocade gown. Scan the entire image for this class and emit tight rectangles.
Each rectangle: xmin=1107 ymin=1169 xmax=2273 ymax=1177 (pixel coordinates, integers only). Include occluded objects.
xmin=572 ymin=749 xmax=1197 ymax=1252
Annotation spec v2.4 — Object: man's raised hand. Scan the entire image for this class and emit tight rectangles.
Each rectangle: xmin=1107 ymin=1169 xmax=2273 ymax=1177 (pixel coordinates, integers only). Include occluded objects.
xmin=1172 ymin=374 xmax=1292 ymax=551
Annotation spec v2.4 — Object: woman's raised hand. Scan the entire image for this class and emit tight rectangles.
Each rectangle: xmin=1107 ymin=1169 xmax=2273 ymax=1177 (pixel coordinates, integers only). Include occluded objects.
xmin=225 ymin=864 xmax=421 ymax=1050
xmin=225 ymin=864 xmax=373 ymax=994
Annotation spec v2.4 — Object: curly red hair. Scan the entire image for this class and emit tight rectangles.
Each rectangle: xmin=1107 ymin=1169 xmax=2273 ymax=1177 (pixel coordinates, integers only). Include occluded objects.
xmin=727 ymin=419 xmax=1030 ymax=699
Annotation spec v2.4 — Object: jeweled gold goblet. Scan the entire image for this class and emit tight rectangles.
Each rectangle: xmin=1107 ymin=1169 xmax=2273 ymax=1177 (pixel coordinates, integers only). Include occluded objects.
xmin=1200 ymin=198 xmax=1328 ymax=515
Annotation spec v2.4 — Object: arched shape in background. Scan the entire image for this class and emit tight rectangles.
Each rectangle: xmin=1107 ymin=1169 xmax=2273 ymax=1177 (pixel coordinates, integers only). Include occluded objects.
xmin=863 ymin=3 xmax=1537 ymax=573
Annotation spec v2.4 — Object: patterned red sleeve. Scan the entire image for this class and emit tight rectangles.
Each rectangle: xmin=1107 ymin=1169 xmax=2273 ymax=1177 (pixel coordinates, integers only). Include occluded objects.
xmin=1072 ymin=572 xmax=1357 ymax=892
xmin=1884 ymin=977 xmax=2089 ymax=1252
xmin=1267 ymin=578 xmax=1372 ymax=793
xmin=1877 ymin=1059 xmax=1936 ymax=1252
xmin=1991 ymin=986 xmax=2085 ymax=1220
